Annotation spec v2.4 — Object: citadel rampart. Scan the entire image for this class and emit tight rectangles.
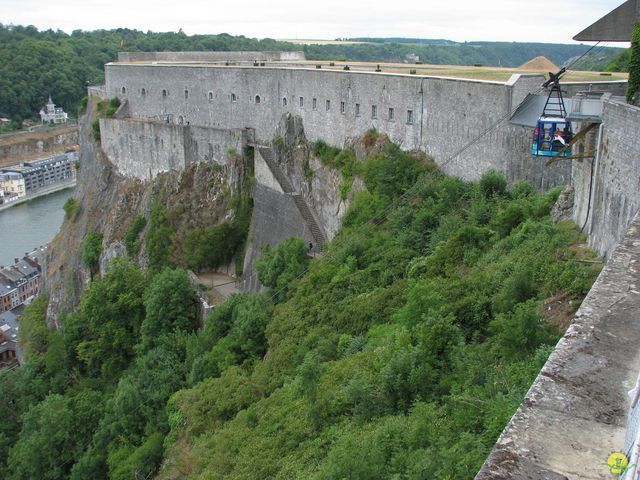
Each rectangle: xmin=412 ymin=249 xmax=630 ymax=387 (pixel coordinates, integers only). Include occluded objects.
xmin=101 ymin=61 xmax=633 ymax=258
xmin=100 ymin=118 xmax=246 ymax=180
xmin=104 ymin=63 xmax=579 ymax=188
xmin=572 ymin=98 xmax=640 ymax=257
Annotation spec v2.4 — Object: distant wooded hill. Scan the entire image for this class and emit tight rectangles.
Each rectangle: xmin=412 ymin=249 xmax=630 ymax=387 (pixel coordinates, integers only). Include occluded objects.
xmin=0 ymin=25 xmax=627 ymax=125
xmin=324 ymin=38 xmax=624 ymax=71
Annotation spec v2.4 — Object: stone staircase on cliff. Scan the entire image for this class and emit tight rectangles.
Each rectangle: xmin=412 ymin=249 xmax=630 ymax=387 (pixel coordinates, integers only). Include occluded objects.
xmin=258 ymin=147 xmax=327 ymax=250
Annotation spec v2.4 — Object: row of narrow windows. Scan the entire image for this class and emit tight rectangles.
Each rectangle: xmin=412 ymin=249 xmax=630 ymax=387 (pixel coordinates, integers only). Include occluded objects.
xmin=123 ymin=86 xmax=415 ymax=124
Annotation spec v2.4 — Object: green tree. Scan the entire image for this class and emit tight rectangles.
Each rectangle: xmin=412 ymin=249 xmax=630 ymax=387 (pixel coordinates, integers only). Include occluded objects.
xmin=82 ymin=230 xmax=102 ymax=280
xmin=62 ymin=197 xmax=79 ymax=220
xmin=139 ymin=268 xmax=199 ymax=352
xmin=7 ymin=391 xmax=104 ymax=480
xmin=108 ymin=433 xmax=164 ymax=480
xmin=146 ymin=201 xmax=174 ymax=273
xmin=255 ymin=237 xmax=310 ymax=302
xmin=66 ymin=258 xmax=147 ymax=380
xmin=124 ymin=214 xmax=146 ymax=256
xmin=479 ymin=168 xmax=508 ymax=198
xmin=627 ymin=23 xmax=640 ymax=104
xmin=489 ymin=299 xmax=559 ymax=360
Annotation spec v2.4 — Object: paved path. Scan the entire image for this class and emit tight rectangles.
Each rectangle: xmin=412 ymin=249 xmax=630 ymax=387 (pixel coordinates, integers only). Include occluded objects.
xmin=196 ymin=272 xmax=240 ymax=304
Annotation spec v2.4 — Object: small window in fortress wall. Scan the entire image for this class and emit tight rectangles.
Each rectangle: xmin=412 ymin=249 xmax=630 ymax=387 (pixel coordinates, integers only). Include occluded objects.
xmin=326 ymin=100 xmax=330 ymax=111
xmin=313 ymin=98 xmax=317 ymax=110
xmin=282 ymin=97 xmax=287 ymax=107
xmin=162 ymin=89 xmax=168 ymax=98
xmin=388 ymin=108 xmax=394 ymax=121
xmin=356 ymin=103 xmax=361 ymax=116
xmin=255 ymin=95 xmax=261 ymax=104
xmin=208 ymin=91 xmax=214 ymax=101
xmin=122 ymin=87 xmax=126 ymax=94
xmin=231 ymin=93 xmax=237 ymax=102
xmin=299 ymin=97 xmax=304 ymax=108
xmin=340 ymin=102 xmax=345 ymax=114
xmin=372 ymin=105 xmax=377 ymax=119
xmin=184 ymin=89 xmax=189 ymax=100
xmin=407 ymin=110 xmax=414 ymax=124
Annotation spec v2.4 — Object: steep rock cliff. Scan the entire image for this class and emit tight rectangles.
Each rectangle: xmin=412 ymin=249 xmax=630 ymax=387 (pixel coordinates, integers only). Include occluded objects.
xmin=44 ymin=99 xmax=246 ymax=326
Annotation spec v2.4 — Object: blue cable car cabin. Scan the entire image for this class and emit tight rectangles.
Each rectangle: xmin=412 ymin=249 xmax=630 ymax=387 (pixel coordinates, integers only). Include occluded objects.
xmin=531 ymin=116 xmax=573 ymax=157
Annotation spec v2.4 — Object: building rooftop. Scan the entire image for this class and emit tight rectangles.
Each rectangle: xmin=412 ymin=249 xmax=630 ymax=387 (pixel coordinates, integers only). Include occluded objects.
xmin=0 ymin=267 xmax=22 ymax=283
xmin=0 ymin=310 xmax=19 ymax=352
xmin=574 ymin=0 xmax=640 ymax=41
xmin=13 ymin=259 xmax=38 ymax=278
xmin=0 ymin=275 xmax=16 ymax=293
xmin=0 ymin=310 xmax=19 ymax=329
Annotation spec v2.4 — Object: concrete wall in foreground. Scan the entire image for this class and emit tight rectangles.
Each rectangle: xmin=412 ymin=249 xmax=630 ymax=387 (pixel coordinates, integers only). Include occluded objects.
xmin=476 ymin=211 xmax=640 ymax=480
xmin=572 ymin=98 xmax=640 ymax=258
xmin=99 ymin=118 xmax=245 ymax=180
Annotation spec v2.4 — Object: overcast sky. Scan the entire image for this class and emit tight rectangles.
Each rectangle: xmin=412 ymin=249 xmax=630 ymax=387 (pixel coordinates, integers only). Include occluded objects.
xmin=0 ymin=0 xmax=623 ymax=44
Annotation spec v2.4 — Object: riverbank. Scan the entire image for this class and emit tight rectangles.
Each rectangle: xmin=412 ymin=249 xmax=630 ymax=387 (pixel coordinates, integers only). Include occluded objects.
xmin=0 ymin=179 xmax=76 ymax=212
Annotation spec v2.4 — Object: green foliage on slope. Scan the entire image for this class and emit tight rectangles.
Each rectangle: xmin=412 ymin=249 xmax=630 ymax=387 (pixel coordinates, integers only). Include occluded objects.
xmin=0 ymin=144 xmax=601 ymax=479
xmin=82 ymin=230 xmax=103 ymax=280
xmin=627 ymin=24 xmax=640 ymax=104
xmin=156 ymin=154 xmax=600 ymax=479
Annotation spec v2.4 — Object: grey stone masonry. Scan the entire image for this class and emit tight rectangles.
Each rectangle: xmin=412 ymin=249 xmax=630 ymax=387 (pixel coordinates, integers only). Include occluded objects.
xmin=476 ymin=211 xmax=640 ymax=480
xmin=100 ymin=118 xmax=246 ymax=180
xmin=104 ymin=62 xmax=628 ymax=186
xmin=572 ymin=98 xmax=640 ymax=258
xmin=257 ymin=146 xmax=326 ymax=249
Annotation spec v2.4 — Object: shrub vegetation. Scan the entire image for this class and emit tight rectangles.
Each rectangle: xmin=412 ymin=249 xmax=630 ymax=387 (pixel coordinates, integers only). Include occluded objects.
xmin=0 ymin=144 xmax=601 ymax=480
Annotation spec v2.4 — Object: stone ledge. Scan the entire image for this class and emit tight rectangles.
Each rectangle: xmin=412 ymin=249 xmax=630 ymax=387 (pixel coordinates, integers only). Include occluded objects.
xmin=476 ymin=210 xmax=640 ymax=479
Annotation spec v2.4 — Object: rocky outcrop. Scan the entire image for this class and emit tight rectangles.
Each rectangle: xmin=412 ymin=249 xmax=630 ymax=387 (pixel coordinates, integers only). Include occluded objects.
xmin=44 ymin=99 xmax=245 ymax=325
xmin=552 ymin=185 xmax=575 ymax=224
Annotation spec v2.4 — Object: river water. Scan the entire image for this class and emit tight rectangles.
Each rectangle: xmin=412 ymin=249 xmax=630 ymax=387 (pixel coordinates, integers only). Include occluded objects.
xmin=0 ymin=188 xmax=73 ymax=267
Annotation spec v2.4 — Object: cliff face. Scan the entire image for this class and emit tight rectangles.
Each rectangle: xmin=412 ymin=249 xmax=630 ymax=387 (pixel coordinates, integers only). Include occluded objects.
xmin=44 ymin=102 xmax=353 ymax=323
xmin=46 ymin=101 xmax=362 ymax=326
xmin=44 ymin=99 xmax=245 ymax=326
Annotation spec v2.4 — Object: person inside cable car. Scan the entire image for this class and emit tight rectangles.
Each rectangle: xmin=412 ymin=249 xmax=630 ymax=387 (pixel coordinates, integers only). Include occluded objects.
xmin=552 ymin=131 xmax=566 ymax=151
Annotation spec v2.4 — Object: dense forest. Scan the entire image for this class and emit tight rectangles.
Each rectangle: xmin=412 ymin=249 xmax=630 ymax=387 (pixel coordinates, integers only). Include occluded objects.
xmin=304 ymin=39 xmax=623 ymax=71
xmin=0 ymin=24 xmax=626 ymax=126
xmin=0 ymin=136 xmax=601 ymax=479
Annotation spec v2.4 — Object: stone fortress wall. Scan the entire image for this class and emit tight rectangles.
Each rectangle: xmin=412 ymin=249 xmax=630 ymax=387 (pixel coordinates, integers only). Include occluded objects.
xmin=572 ymin=98 xmax=640 ymax=257
xmin=101 ymin=60 xmax=633 ymax=259
xmin=100 ymin=118 xmax=246 ymax=180
xmin=105 ymin=63 xmax=600 ymax=189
